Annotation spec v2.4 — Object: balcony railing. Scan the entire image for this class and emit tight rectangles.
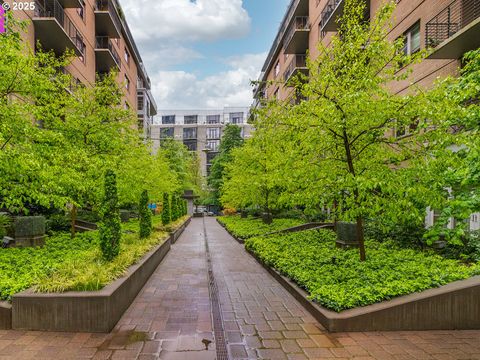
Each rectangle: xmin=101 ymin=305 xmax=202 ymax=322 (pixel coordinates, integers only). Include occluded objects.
xmin=284 ymin=16 xmax=310 ymax=49
xmin=284 ymin=54 xmax=307 ymax=82
xmin=320 ymin=0 xmax=343 ymax=30
xmin=95 ymin=36 xmax=120 ymax=66
xmin=426 ymin=0 xmax=480 ymax=49
xmin=34 ymin=0 xmax=84 ymax=54
xmin=95 ymin=0 xmax=121 ymax=34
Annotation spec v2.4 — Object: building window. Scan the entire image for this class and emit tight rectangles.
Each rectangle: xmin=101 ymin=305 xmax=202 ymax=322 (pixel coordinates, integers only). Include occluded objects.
xmin=229 ymin=112 xmax=243 ymax=124
xmin=206 ymin=140 xmax=220 ymax=152
xmin=183 ymin=139 xmax=197 ymax=151
xmin=137 ymin=94 xmax=144 ymax=111
xmin=274 ymin=60 xmax=280 ymax=77
xmin=160 ymin=127 xmax=174 ymax=138
xmin=207 ymin=151 xmax=219 ymax=164
xmin=77 ymin=0 xmax=85 ymax=21
xmin=206 ymin=115 xmax=221 ymax=124
xmin=402 ymin=21 xmax=421 ymax=55
xmin=184 ymin=115 xmax=198 ymax=124
xmin=207 ymin=127 xmax=221 ymax=139
xmin=162 ymin=115 xmax=176 ymax=124
xmin=125 ymin=48 xmax=130 ymax=64
xmin=183 ymin=127 xmax=197 ymax=139
xmin=125 ymin=75 xmax=130 ymax=91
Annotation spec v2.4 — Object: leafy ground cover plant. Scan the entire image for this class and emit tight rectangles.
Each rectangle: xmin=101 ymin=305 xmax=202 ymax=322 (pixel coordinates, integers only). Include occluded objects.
xmin=0 ymin=215 xmax=189 ymax=300
xmin=218 ymin=215 xmax=303 ymax=240
xmin=245 ymin=229 xmax=480 ymax=312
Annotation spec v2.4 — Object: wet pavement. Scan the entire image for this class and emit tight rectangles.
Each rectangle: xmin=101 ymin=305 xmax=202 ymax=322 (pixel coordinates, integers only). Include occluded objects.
xmin=0 ymin=217 xmax=480 ymax=359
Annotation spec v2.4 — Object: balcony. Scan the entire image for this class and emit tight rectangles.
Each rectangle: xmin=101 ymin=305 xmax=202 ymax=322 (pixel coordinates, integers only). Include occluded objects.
xmin=33 ymin=0 xmax=83 ymax=56
xmin=426 ymin=0 xmax=480 ymax=59
xmin=57 ymin=0 xmax=83 ymax=8
xmin=320 ymin=0 xmax=369 ymax=32
xmin=284 ymin=54 xmax=308 ymax=83
xmin=94 ymin=0 xmax=121 ymax=38
xmin=95 ymin=36 xmax=120 ymax=73
xmin=283 ymin=16 xmax=310 ymax=54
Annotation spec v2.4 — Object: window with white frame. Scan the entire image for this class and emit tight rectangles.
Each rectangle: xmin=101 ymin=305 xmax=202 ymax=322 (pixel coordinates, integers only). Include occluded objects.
xmin=402 ymin=21 xmax=421 ymax=55
xmin=207 ymin=127 xmax=221 ymax=139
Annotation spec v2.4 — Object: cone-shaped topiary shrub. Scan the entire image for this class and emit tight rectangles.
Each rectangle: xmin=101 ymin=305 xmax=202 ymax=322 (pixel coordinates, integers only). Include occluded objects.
xmin=139 ymin=190 xmax=152 ymax=239
xmin=162 ymin=193 xmax=171 ymax=226
xmin=99 ymin=170 xmax=121 ymax=261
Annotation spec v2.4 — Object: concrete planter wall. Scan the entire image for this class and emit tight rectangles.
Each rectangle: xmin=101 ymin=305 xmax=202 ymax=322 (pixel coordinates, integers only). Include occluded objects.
xmin=8 ymin=217 xmax=191 ymax=333
xmin=170 ymin=217 xmax=191 ymax=244
xmin=0 ymin=302 xmax=11 ymax=330
xmin=249 ymin=250 xmax=480 ymax=332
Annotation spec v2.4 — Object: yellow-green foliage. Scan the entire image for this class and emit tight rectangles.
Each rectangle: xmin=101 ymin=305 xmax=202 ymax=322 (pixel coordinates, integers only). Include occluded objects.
xmin=34 ymin=215 xmax=187 ymax=294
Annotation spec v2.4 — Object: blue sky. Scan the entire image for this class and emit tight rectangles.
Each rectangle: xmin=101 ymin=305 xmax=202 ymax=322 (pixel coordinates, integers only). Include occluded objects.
xmin=119 ymin=0 xmax=289 ymax=109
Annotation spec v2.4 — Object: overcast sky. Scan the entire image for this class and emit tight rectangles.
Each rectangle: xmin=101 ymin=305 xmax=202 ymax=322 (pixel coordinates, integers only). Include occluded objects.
xmin=118 ymin=0 xmax=289 ymax=110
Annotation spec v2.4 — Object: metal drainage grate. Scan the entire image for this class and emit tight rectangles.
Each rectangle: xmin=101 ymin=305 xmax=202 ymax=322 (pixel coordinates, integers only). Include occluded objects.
xmin=203 ymin=218 xmax=230 ymax=360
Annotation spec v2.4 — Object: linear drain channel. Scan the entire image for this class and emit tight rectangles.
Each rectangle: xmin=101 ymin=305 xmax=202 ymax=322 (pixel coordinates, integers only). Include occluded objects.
xmin=203 ymin=218 xmax=230 ymax=360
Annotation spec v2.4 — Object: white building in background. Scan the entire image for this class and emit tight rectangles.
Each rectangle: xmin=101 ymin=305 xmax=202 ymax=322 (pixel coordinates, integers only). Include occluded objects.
xmin=149 ymin=107 xmax=253 ymax=177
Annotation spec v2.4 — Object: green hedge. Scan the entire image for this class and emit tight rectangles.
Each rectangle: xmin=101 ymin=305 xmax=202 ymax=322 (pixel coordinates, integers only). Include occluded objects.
xmin=245 ymin=229 xmax=480 ymax=312
xmin=218 ymin=216 xmax=303 ymax=240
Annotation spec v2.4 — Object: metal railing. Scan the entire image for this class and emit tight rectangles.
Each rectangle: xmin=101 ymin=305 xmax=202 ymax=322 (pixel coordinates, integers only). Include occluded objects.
xmin=320 ymin=0 xmax=343 ymax=30
xmin=95 ymin=36 xmax=120 ymax=66
xmin=426 ymin=0 xmax=479 ymax=48
xmin=284 ymin=54 xmax=307 ymax=82
xmin=34 ymin=0 xmax=84 ymax=54
xmin=95 ymin=0 xmax=121 ymax=34
xmin=284 ymin=16 xmax=310 ymax=49
xmin=261 ymin=0 xmax=305 ymax=72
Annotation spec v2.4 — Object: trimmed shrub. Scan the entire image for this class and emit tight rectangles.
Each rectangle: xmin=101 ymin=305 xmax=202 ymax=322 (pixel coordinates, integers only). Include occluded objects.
xmin=139 ymin=190 xmax=152 ymax=239
xmin=13 ymin=216 xmax=46 ymax=238
xmin=99 ymin=170 xmax=121 ymax=261
xmin=162 ymin=193 xmax=171 ymax=226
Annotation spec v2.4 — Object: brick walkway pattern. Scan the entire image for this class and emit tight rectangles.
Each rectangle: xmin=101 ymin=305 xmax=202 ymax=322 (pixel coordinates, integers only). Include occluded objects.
xmin=0 ymin=217 xmax=479 ymax=359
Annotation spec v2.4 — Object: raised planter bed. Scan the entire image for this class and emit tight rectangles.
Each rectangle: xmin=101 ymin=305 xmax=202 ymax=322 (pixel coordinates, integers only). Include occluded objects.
xmin=247 ymin=248 xmax=480 ymax=332
xmin=10 ymin=217 xmax=191 ymax=333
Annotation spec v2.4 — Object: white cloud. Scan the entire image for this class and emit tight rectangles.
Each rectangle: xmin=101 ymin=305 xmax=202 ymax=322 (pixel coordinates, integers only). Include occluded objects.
xmin=151 ymin=52 xmax=266 ymax=110
xmin=119 ymin=0 xmax=251 ymax=43
xmin=141 ymin=45 xmax=204 ymax=68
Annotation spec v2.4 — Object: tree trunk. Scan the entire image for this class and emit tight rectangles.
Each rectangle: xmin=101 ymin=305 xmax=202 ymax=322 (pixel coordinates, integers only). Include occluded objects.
xmin=356 ymin=216 xmax=366 ymax=261
xmin=70 ymin=205 xmax=77 ymax=239
xmin=342 ymin=129 xmax=367 ymax=261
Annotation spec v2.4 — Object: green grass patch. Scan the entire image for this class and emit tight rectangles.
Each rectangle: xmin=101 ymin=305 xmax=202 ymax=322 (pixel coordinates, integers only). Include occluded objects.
xmin=217 ymin=215 xmax=304 ymax=240
xmin=0 ymin=215 xmax=189 ymax=301
xmin=245 ymin=229 xmax=480 ymax=312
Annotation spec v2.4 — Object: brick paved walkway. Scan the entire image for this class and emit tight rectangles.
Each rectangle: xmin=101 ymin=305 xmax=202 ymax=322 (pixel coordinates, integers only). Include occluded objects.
xmin=0 ymin=217 xmax=479 ymax=359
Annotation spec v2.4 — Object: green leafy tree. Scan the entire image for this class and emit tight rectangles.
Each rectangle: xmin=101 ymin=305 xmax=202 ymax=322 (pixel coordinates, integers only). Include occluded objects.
xmin=99 ymin=170 xmax=121 ymax=261
xmin=249 ymin=0 xmax=447 ymax=260
xmin=207 ymin=124 xmax=244 ymax=207
xmin=0 ymin=15 xmax=72 ymax=213
xmin=162 ymin=193 xmax=171 ymax=226
xmin=419 ymin=49 xmax=480 ymax=244
xmin=139 ymin=190 xmax=152 ymax=239
xmin=222 ymin=110 xmax=284 ymax=222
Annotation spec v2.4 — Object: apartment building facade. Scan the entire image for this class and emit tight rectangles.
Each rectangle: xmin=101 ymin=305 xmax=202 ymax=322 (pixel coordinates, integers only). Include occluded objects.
xmin=254 ymin=0 xmax=480 ymax=230
xmin=4 ymin=0 xmax=157 ymax=133
xmin=150 ymin=108 xmax=253 ymax=177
